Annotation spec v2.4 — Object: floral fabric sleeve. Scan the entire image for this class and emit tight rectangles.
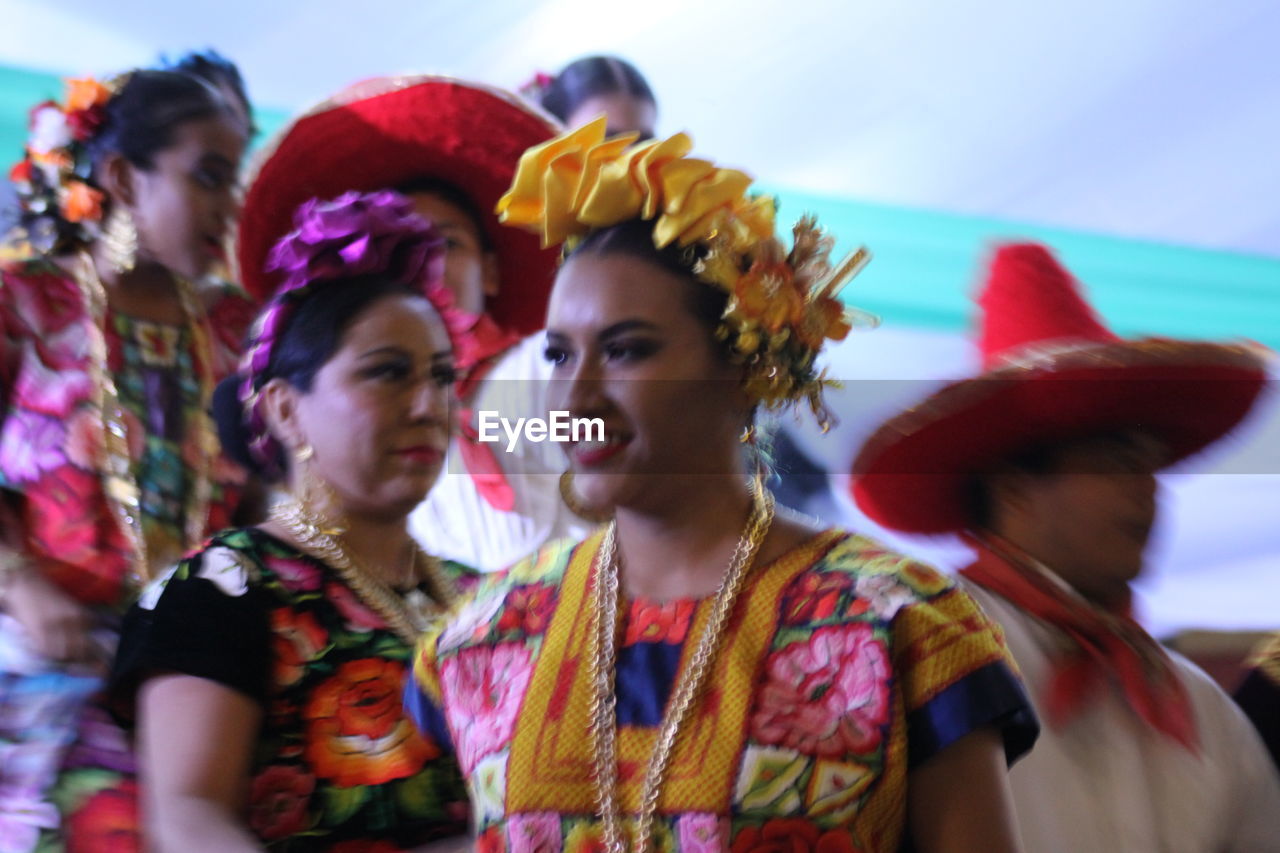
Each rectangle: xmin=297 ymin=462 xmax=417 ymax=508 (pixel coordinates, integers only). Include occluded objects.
xmin=890 ymin=574 xmax=1039 ymax=768
xmin=405 ymin=564 xmax=505 ymax=755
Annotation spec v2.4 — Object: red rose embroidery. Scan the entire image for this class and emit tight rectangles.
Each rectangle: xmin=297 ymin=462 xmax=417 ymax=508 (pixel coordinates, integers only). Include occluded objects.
xmin=731 ymin=820 xmax=861 ymax=853
xmin=247 ymin=764 xmax=315 ymax=840
xmin=303 ymin=658 xmax=438 ymax=787
xmin=65 ymin=779 xmax=141 ymax=853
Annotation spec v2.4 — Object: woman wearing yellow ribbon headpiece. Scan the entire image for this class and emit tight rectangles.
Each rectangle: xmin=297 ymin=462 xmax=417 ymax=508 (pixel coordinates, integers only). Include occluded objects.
xmin=407 ymin=118 xmax=1038 ymax=852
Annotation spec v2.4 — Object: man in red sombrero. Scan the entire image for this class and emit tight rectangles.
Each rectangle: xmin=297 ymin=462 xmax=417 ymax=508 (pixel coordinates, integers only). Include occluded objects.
xmin=853 ymin=242 xmax=1280 ymax=851
xmin=237 ymin=76 xmax=594 ymax=570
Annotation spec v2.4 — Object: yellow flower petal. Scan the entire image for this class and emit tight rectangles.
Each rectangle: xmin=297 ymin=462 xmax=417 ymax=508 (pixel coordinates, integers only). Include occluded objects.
xmin=496 ymin=116 xmax=608 ymax=241
xmin=572 ymin=134 xmax=640 ymax=212
xmin=656 ymin=164 xmax=751 ymax=247
xmin=634 ymin=133 xmax=693 ymax=219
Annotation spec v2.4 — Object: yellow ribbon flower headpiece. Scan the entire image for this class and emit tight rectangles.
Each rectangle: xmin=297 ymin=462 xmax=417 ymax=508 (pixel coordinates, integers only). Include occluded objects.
xmin=497 ymin=116 xmax=876 ymax=423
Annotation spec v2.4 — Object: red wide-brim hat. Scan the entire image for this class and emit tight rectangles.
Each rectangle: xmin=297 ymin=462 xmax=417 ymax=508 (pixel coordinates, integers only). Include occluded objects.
xmin=235 ymin=75 xmax=562 ymax=336
xmin=852 ymin=243 xmax=1272 ymax=535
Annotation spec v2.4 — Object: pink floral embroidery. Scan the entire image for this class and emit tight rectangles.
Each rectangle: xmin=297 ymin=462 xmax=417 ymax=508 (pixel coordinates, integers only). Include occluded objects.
xmin=13 ymin=345 xmax=92 ymax=418
xmin=265 ymin=555 xmax=323 ymax=593
xmin=0 ymin=409 xmax=63 ymax=482
xmin=854 ymin=573 xmax=916 ymax=619
xmin=327 ymin=581 xmax=385 ymax=632
xmin=63 ymin=408 xmax=100 ymax=469
xmin=441 ymin=642 xmax=534 ymax=774
xmin=507 ymin=812 xmax=562 ymax=852
xmin=4 ymin=266 xmax=82 ymax=335
xmin=677 ymin=812 xmax=728 ymax=852
xmin=751 ymin=623 xmax=890 ymax=757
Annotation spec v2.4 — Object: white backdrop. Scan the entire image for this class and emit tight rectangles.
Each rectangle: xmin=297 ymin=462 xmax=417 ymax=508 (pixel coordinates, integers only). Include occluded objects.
xmin=2 ymin=0 xmax=1279 ymax=256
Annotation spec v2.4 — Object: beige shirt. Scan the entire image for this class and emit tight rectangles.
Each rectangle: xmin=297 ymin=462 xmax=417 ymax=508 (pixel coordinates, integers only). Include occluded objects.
xmin=962 ymin=579 xmax=1280 ymax=852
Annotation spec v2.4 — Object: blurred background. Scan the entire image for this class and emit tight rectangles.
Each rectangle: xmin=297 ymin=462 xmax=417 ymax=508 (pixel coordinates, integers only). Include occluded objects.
xmin=2 ymin=0 xmax=1277 ymax=648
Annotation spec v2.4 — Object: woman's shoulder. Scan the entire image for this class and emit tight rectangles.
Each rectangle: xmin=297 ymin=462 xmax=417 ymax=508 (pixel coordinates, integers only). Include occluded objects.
xmin=136 ymin=527 xmax=308 ymax=610
xmin=780 ymin=528 xmax=960 ymax=622
xmin=502 ymin=533 xmax=593 ymax=587
xmin=0 ymin=254 xmax=81 ymax=323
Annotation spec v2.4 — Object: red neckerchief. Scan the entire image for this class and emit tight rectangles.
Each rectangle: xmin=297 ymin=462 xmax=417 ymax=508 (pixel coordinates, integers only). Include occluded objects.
xmin=960 ymin=533 xmax=1199 ymax=753
xmin=454 ymin=313 xmax=523 ymax=512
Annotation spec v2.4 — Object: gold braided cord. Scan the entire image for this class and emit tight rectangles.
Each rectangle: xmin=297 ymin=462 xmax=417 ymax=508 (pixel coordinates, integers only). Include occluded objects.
xmin=588 ymin=481 xmax=775 ymax=852
xmin=269 ymin=498 xmax=455 ymax=645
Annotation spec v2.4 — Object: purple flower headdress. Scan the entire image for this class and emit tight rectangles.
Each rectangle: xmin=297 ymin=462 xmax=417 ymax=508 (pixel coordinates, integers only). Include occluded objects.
xmin=238 ymin=189 xmax=470 ymax=479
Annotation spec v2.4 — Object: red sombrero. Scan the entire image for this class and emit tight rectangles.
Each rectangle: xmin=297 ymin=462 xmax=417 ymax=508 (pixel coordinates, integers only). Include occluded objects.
xmin=852 ymin=242 xmax=1272 ymax=534
xmin=235 ymin=75 xmax=561 ymax=336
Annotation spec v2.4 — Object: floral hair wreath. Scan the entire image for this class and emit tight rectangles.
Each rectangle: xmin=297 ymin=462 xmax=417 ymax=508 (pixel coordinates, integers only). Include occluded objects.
xmin=238 ymin=190 xmax=471 ymax=479
xmin=6 ymin=75 xmax=126 ymax=254
xmin=496 ymin=116 xmax=875 ymax=425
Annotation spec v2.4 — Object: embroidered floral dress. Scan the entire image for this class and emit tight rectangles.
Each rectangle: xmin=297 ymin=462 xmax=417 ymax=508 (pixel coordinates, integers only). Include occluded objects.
xmin=0 ymin=257 xmax=251 ymax=607
xmin=407 ymin=529 xmax=1038 ymax=852
xmin=110 ymin=527 xmax=471 ymax=850
xmin=0 ymin=256 xmax=253 ymax=853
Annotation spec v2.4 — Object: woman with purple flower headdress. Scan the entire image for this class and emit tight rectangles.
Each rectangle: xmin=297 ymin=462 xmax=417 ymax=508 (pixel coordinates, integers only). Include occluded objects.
xmin=108 ymin=191 xmax=472 ymax=851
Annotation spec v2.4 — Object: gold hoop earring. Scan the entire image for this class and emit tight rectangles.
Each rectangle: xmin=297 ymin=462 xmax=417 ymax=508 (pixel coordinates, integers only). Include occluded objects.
xmin=101 ymin=206 xmax=138 ymax=274
xmin=559 ymin=470 xmax=612 ymax=525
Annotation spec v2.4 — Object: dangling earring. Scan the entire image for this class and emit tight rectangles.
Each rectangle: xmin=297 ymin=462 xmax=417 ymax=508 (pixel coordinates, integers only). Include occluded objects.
xmin=293 ymin=443 xmax=346 ymax=534
xmin=101 ymin=205 xmax=138 ymax=274
xmin=559 ymin=470 xmax=612 ymax=525
xmin=740 ymin=420 xmax=771 ymax=490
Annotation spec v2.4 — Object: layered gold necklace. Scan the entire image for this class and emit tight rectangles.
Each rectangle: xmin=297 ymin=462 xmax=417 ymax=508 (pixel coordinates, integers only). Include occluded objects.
xmin=270 ymin=497 xmax=455 ymax=645
xmin=589 ymin=481 xmax=775 ymax=853
xmin=76 ymin=252 xmax=217 ymax=587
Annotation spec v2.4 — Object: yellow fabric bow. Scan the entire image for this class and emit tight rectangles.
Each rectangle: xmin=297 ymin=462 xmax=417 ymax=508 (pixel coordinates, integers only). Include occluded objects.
xmin=496 ymin=118 xmax=874 ymax=420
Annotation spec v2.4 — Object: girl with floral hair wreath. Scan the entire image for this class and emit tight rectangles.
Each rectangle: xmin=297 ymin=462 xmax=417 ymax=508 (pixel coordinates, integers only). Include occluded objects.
xmin=0 ymin=54 xmax=253 ymax=851
xmin=109 ymin=190 xmax=474 ymax=850
xmin=407 ymin=119 xmax=1039 ymax=851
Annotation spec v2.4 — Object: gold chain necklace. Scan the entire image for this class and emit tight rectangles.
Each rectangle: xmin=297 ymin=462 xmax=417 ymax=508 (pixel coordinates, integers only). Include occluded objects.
xmin=589 ymin=481 xmax=775 ymax=853
xmin=269 ymin=498 xmax=456 ymax=645
xmin=76 ymin=252 xmax=218 ymax=587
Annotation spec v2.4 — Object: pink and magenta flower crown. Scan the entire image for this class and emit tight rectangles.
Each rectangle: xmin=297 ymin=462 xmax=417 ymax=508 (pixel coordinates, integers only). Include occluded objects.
xmin=238 ymin=190 xmax=470 ymax=478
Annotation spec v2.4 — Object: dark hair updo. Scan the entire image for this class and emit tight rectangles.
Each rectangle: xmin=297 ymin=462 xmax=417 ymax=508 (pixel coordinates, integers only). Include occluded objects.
xmin=10 ymin=50 xmax=250 ymax=254
xmin=86 ymin=63 xmax=248 ymax=172
xmin=540 ymin=56 xmax=655 ymax=124
xmin=213 ymin=276 xmax=424 ymax=479
xmin=162 ymin=49 xmax=254 ymax=133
